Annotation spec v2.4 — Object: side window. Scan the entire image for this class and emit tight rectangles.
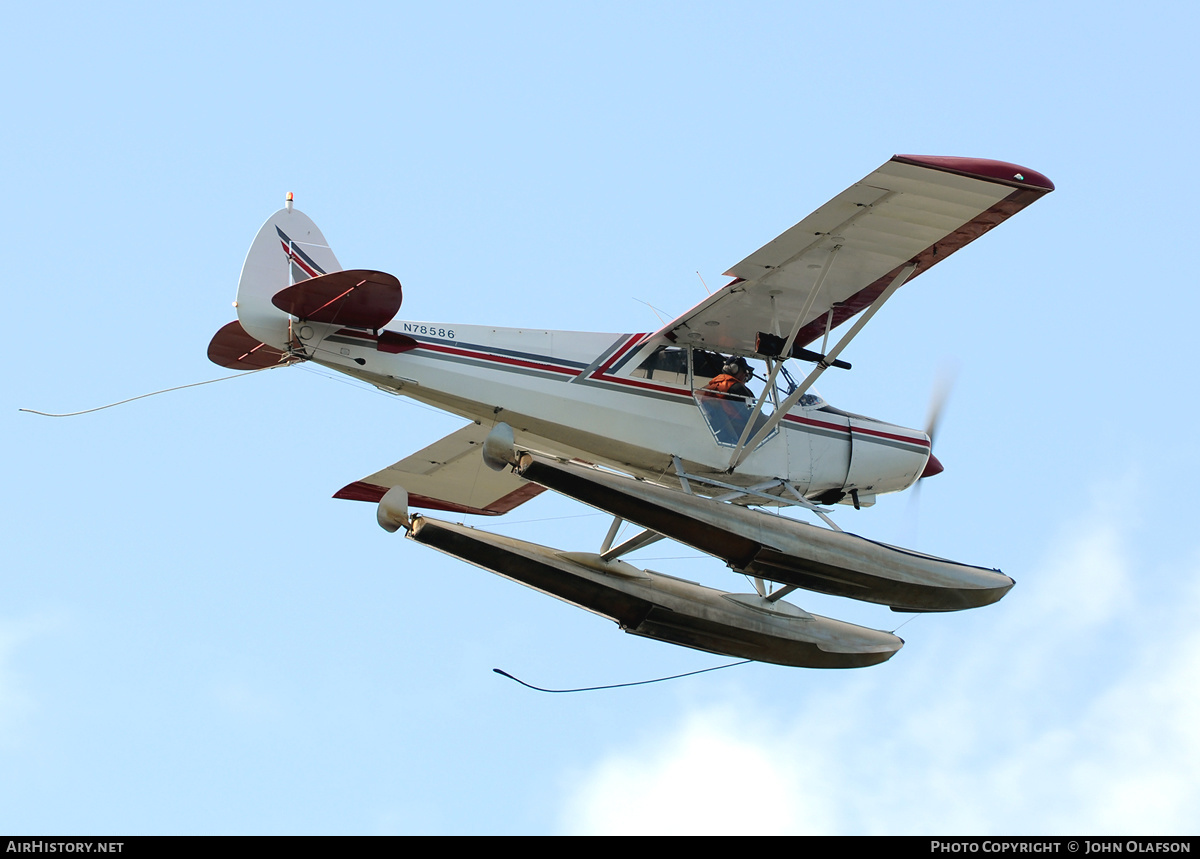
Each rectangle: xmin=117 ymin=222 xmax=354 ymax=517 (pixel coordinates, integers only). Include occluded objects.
xmin=629 ymin=346 xmax=689 ymax=387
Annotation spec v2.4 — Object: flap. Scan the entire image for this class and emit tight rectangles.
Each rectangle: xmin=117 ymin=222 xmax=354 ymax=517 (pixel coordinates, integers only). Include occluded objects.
xmin=334 ymin=423 xmax=545 ymax=516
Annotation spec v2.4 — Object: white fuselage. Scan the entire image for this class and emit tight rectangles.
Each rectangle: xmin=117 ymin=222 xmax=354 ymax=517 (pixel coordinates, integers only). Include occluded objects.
xmin=300 ymin=318 xmax=932 ymax=504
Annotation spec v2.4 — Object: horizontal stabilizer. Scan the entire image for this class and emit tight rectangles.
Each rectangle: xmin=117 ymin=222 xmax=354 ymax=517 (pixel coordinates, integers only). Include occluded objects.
xmin=272 ymin=269 xmax=402 ymax=330
xmin=207 ymin=320 xmax=289 ymax=370
xmin=335 ymin=423 xmax=544 ymax=516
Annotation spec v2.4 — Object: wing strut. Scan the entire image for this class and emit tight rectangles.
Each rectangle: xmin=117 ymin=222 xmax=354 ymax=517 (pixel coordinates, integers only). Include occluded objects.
xmin=600 ymin=516 xmax=624 ymax=553
xmin=601 ymin=529 xmax=664 ymax=562
xmin=765 ymin=583 xmax=801 ymax=603
xmin=672 ymin=456 xmax=694 ymax=495
xmin=669 ymin=460 xmax=843 ymax=530
xmin=727 ymin=244 xmax=843 ymax=464
xmin=727 ymin=262 xmax=918 ymax=471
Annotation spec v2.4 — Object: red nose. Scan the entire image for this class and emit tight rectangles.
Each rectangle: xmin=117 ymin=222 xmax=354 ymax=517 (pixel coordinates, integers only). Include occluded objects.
xmin=921 ymin=453 xmax=944 ymax=479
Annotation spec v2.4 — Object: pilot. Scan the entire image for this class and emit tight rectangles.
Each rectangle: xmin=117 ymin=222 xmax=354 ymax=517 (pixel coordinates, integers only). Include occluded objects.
xmin=701 ymin=357 xmax=755 ymax=443
xmin=704 ymin=357 xmax=754 ymax=399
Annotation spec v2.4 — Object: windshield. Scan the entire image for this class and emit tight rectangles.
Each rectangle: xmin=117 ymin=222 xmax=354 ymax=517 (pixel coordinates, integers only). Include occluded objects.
xmin=772 ymin=361 xmax=825 ymax=409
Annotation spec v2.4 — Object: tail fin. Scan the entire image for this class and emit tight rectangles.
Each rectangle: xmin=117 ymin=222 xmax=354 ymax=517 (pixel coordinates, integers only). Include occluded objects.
xmin=234 ymin=204 xmax=342 ymax=349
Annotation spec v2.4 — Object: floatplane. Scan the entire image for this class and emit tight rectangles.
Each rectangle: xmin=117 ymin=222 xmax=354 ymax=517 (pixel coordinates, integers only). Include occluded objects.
xmin=209 ymin=155 xmax=1053 ymax=668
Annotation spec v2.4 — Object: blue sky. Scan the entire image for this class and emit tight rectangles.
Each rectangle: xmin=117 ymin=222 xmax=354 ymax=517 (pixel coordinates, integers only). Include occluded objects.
xmin=4 ymin=0 xmax=1199 ymax=835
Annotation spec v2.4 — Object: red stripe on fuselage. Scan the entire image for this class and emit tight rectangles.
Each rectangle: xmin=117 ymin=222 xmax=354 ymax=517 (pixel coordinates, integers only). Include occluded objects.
xmin=402 ymin=334 xmax=923 ymax=445
xmin=584 ymin=334 xmax=693 ymax=397
xmin=852 ymin=424 xmax=929 ymax=448
xmin=592 ymin=334 xmax=643 ymax=375
xmin=782 ymin=413 xmax=928 ymax=448
xmin=408 ymin=332 xmax=690 ymax=397
xmin=415 ymin=340 xmax=582 ymax=376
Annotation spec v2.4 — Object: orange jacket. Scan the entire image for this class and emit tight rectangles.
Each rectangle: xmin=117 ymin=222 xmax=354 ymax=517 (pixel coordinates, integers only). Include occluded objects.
xmin=704 ymin=374 xmax=751 ymax=399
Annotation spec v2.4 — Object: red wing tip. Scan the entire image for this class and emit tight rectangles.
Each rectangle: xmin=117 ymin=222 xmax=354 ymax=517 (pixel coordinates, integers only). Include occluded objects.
xmin=893 ymin=155 xmax=1054 ymax=192
xmin=334 ymin=481 xmax=388 ymax=503
xmin=334 ymin=481 xmax=545 ymax=515
xmin=331 ymin=481 xmax=505 ymax=516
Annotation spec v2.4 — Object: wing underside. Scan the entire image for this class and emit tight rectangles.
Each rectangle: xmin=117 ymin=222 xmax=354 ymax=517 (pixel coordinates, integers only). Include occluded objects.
xmin=650 ymin=155 xmax=1054 ymax=356
xmin=334 ymin=423 xmax=544 ymax=516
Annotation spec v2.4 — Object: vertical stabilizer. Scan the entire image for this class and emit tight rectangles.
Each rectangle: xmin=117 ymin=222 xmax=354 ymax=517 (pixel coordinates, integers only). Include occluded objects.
xmin=235 ymin=206 xmax=342 ymax=348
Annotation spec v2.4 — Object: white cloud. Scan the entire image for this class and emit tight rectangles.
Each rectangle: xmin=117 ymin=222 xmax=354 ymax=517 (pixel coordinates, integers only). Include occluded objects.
xmin=559 ymin=706 xmax=833 ymax=835
xmin=558 ymin=510 xmax=1200 ymax=835
xmin=0 ymin=613 xmax=62 ymax=748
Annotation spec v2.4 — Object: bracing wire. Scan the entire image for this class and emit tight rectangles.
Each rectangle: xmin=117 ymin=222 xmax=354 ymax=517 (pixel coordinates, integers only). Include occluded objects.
xmin=890 ymin=613 xmax=924 ymax=635
xmin=481 ymin=512 xmax=604 ymax=528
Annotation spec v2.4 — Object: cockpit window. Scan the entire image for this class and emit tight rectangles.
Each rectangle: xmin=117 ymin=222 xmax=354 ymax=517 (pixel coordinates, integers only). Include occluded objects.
xmin=692 ymin=351 xmax=776 ymax=447
xmin=773 ymin=361 xmax=826 ymax=408
xmin=629 ymin=344 xmax=824 ymax=447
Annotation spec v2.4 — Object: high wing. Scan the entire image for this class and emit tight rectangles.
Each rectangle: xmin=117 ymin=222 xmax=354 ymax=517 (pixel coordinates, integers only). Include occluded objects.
xmin=649 ymin=155 xmax=1054 ymax=356
xmin=334 ymin=423 xmax=544 ymax=515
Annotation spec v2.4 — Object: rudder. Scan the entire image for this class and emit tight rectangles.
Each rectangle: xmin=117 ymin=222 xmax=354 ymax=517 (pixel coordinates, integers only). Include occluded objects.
xmin=234 ymin=202 xmax=342 ymax=349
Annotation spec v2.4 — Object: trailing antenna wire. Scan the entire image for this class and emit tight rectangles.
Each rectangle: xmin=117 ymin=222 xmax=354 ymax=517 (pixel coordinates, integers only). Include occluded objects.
xmin=493 ymin=660 xmax=752 ymax=693
xmin=19 ymin=366 xmax=282 ymax=417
